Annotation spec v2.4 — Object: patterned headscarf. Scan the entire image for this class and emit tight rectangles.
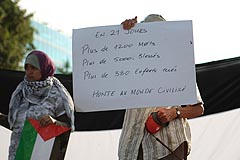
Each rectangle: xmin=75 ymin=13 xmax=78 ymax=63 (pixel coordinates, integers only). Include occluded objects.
xmin=25 ymin=50 xmax=56 ymax=80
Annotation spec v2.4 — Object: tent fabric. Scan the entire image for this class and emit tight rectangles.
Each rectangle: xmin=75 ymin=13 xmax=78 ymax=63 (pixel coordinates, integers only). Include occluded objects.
xmin=1 ymin=56 xmax=240 ymax=131
xmin=188 ymin=108 xmax=240 ymax=160
xmin=196 ymin=56 xmax=240 ymax=115
xmin=67 ymin=108 xmax=240 ymax=160
xmin=2 ymin=108 xmax=240 ymax=159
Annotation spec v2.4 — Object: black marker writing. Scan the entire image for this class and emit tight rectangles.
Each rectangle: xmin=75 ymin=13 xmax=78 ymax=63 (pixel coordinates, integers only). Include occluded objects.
xmin=83 ymin=71 xmax=97 ymax=80
xmin=131 ymin=88 xmax=154 ymax=95
xmin=82 ymin=59 xmax=95 ymax=66
xmin=158 ymin=85 xmax=186 ymax=94
xmin=135 ymin=67 xmax=157 ymax=76
xmin=92 ymin=90 xmax=116 ymax=98
xmin=82 ymin=44 xmax=98 ymax=54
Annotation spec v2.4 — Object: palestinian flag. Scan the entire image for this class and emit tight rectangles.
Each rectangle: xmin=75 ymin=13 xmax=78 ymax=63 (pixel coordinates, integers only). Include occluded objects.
xmin=15 ymin=119 xmax=71 ymax=160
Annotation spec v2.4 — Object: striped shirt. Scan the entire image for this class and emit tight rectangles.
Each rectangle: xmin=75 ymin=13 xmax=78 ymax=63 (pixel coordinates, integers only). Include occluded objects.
xmin=118 ymin=89 xmax=203 ymax=160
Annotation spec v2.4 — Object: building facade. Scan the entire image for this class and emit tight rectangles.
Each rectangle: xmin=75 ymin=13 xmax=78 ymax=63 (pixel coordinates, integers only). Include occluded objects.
xmin=31 ymin=20 xmax=72 ymax=73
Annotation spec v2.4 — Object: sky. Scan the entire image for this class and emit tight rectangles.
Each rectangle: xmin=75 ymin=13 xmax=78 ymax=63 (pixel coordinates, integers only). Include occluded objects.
xmin=18 ymin=0 xmax=240 ymax=64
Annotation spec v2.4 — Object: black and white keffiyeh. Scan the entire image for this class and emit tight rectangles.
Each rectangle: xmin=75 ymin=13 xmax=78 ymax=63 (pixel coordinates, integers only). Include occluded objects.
xmin=8 ymin=76 xmax=75 ymax=130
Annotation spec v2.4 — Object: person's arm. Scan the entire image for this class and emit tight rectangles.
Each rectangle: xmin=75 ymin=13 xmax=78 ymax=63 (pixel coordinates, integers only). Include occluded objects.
xmin=156 ymin=103 xmax=204 ymax=123
xmin=177 ymin=103 xmax=204 ymax=119
xmin=0 ymin=113 xmax=10 ymax=130
xmin=121 ymin=16 xmax=138 ymax=30
xmin=54 ymin=114 xmax=71 ymax=127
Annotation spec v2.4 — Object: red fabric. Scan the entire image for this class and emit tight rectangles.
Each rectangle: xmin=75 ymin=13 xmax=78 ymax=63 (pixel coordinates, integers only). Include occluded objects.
xmin=29 ymin=118 xmax=71 ymax=141
xmin=145 ymin=114 xmax=163 ymax=134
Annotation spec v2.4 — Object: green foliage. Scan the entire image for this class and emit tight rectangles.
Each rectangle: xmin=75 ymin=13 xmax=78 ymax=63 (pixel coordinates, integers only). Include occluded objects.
xmin=0 ymin=0 xmax=35 ymax=70
xmin=57 ymin=59 xmax=72 ymax=74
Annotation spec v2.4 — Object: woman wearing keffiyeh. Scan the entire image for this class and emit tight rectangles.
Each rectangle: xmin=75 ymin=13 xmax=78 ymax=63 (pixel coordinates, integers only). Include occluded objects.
xmin=7 ymin=50 xmax=75 ymax=160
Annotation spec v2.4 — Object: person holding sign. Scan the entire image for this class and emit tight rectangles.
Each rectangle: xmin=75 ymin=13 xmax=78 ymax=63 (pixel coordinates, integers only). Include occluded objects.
xmin=5 ymin=50 xmax=74 ymax=160
xmin=118 ymin=14 xmax=204 ymax=160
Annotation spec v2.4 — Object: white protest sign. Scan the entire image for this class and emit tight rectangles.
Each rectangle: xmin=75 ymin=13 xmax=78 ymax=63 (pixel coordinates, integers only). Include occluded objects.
xmin=72 ymin=20 xmax=197 ymax=112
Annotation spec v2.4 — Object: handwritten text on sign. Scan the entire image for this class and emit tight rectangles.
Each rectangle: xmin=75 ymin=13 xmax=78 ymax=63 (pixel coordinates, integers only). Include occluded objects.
xmin=72 ymin=20 xmax=197 ymax=112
